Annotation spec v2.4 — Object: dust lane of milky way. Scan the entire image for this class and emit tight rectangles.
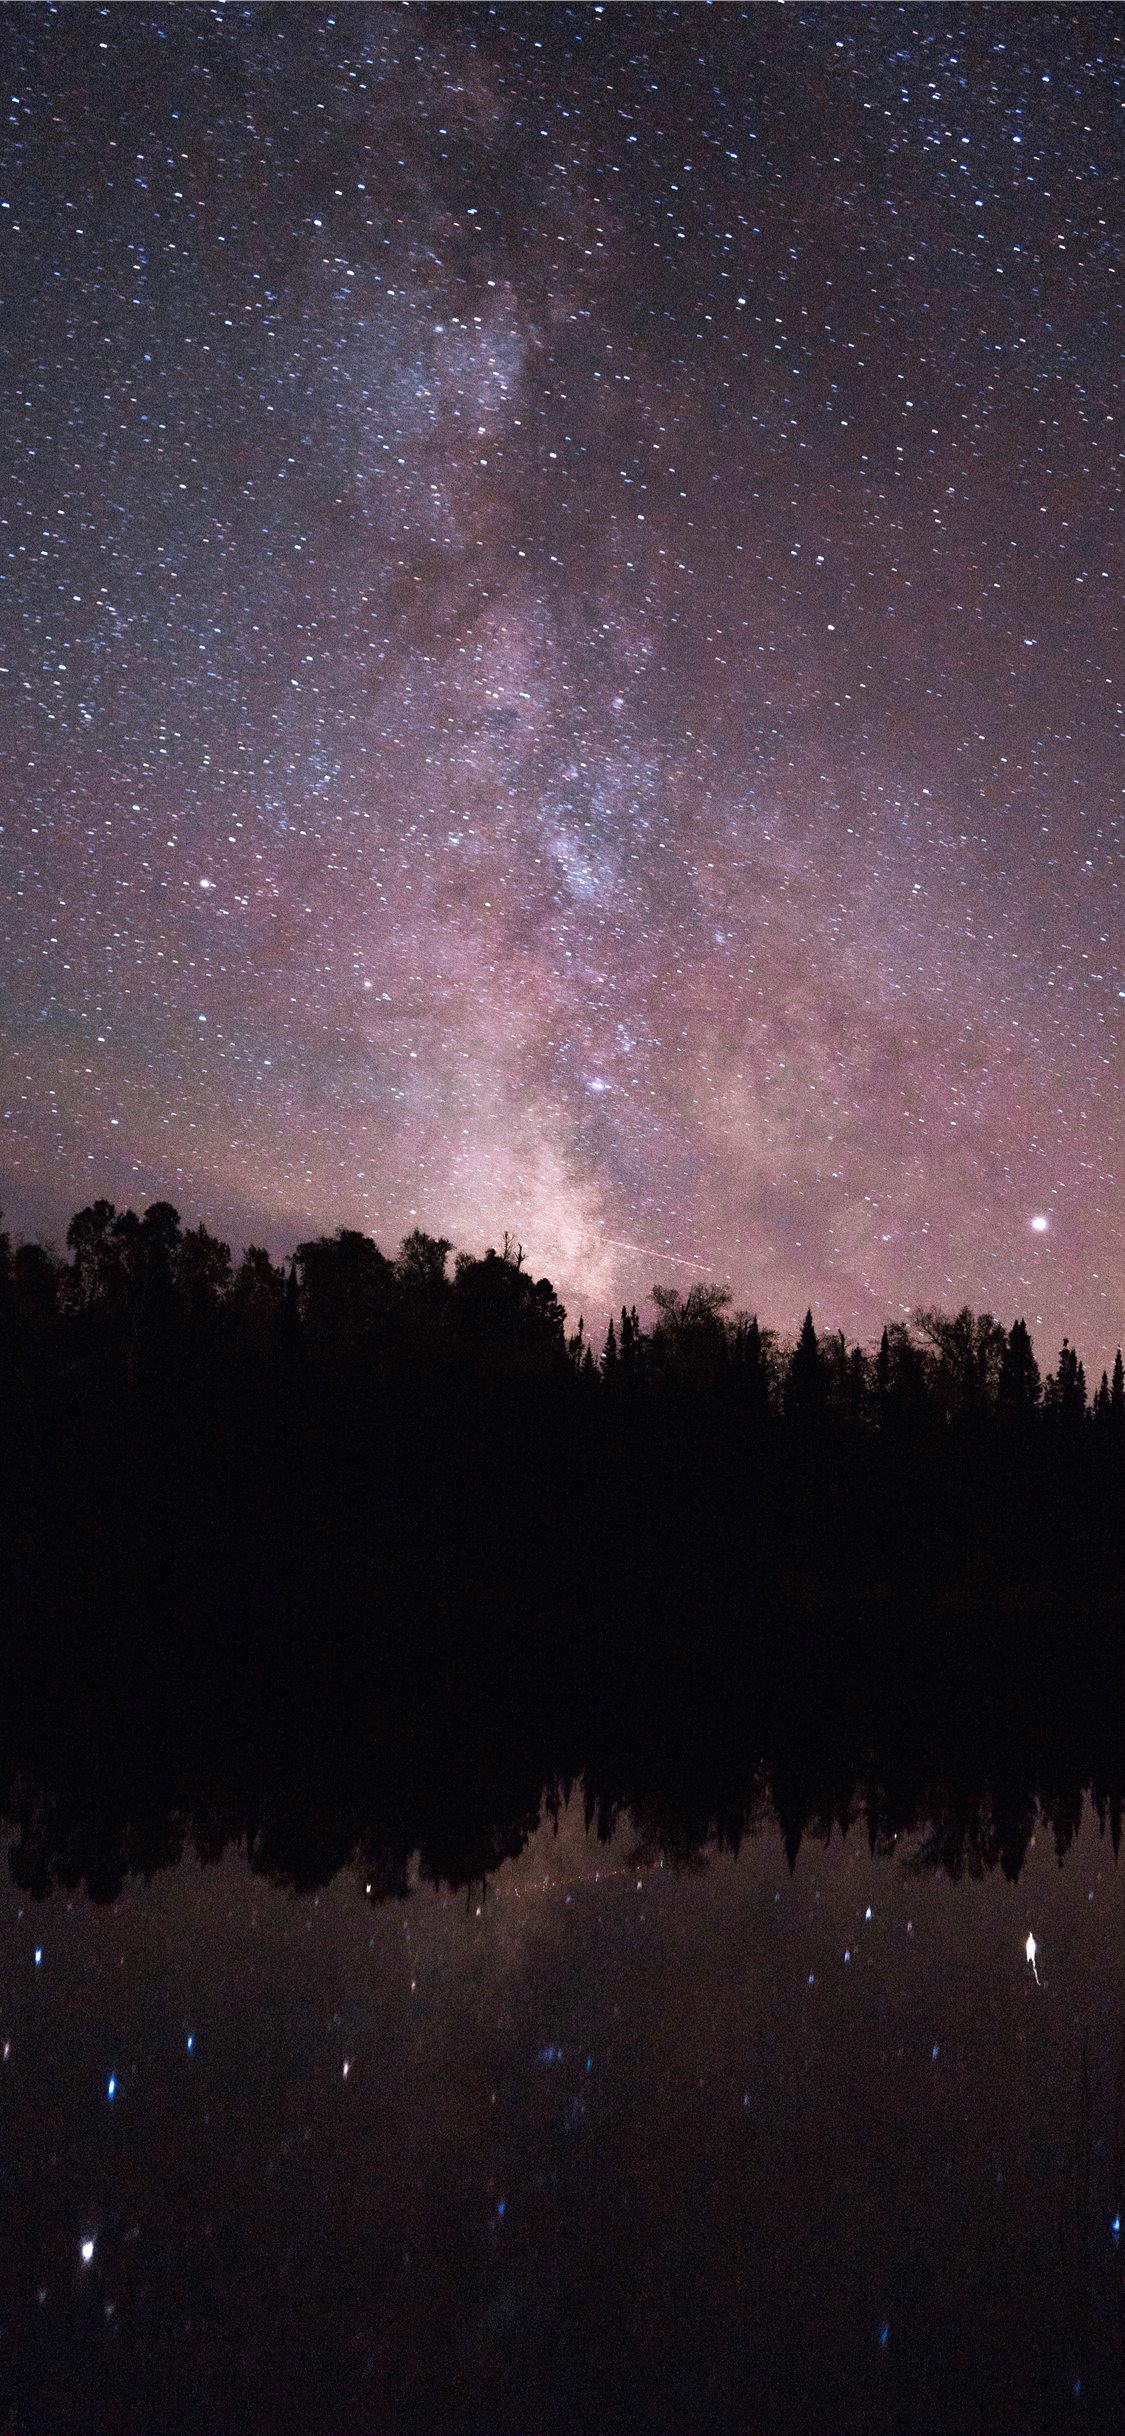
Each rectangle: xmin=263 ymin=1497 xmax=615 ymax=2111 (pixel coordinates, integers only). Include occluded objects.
xmin=1 ymin=5 xmax=1122 ymax=1365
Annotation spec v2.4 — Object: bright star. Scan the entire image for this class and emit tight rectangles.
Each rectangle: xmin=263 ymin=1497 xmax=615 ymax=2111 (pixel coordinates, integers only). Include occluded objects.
xmin=1030 ymin=1214 xmax=1049 ymax=1233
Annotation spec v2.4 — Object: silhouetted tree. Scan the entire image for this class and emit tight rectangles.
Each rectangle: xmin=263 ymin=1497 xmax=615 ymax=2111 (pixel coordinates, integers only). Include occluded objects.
xmin=66 ymin=1199 xmax=125 ymax=1318
xmin=1044 ymin=1338 xmax=1087 ymax=1427
xmin=785 ymin=1310 xmax=824 ymax=1427
xmin=294 ymin=1227 xmax=392 ymax=1357
xmin=452 ymin=1243 xmax=566 ymax=1375
xmin=845 ymin=1342 xmax=870 ymax=1420
xmin=618 ymin=1305 xmax=642 ymax=1380
xmin=998 ymin=1317 xmax=1041 ymax=1418
xmin=142 ymin=1200 xmax=182 ymax=1266
xmin=914 ymin=1305 xmax=1007 ymax=1419
xmin=230 ymin=1245 xmax=286 ymax=1358
xmin=395 ymin=1229 xmax=452 ymax=1295
xmin=177 ymin=1222 xmax=233 ymax=1326
xmin=874 ymin=1320 xmax=928 ymax=1427
xmin=732 ymin=1313 xmax=776 ymax=1431
xmin=12 ymin=1240 xmax=61 ymax=1328
xmin=1093 ymin=1353 xmax=1125 ymax=1456
xmin=651 ymin=1282 xmax=732 ymax=1342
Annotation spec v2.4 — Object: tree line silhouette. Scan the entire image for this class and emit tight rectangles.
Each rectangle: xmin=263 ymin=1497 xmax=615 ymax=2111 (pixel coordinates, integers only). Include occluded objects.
xmin=1 ymin=1193 xmax=1125 ymax=1904
xmin=2 ymin=1195 xmax=1124 ymax=1632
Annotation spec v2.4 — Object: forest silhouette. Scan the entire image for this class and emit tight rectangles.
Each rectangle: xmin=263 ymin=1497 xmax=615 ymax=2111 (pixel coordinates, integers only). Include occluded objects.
xmin=1 ymin=1196 xmax=1124 ymax=1906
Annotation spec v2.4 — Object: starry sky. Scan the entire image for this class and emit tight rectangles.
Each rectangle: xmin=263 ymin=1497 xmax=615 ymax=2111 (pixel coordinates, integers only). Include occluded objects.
xmin=3 ymin=4 xmax=1123 ymax=1363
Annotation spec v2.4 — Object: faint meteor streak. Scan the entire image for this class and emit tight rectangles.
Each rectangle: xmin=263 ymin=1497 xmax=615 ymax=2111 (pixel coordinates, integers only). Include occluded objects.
xmin=1026 ymin=1930 xmax=1041 ymax=1985
xmin=602 ymin=1236 xmax=728 ymax=1277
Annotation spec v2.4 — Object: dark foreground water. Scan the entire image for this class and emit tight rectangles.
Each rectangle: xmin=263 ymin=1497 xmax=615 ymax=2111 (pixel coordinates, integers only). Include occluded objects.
xmin=1 ymin=1795 xmax=1124 ymax=2436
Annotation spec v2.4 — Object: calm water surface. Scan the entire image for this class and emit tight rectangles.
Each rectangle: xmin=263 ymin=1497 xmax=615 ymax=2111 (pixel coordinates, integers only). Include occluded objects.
xmin=1 ymin=1797 xmax=1124 ymax=2435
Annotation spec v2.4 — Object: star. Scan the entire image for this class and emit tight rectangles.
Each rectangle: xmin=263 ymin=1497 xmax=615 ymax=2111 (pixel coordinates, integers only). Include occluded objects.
xmin=0 ymin=7 xmax=1122 ymax=1372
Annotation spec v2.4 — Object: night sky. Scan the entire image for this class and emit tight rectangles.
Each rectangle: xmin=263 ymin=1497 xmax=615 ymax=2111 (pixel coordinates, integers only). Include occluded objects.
xmin=3 ymin=4 xmax=1123 ymax=1363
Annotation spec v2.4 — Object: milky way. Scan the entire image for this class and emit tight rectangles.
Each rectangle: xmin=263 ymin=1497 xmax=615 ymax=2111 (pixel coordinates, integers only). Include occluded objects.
xmin=2 ymin=5 xmax=1123 ymax=1362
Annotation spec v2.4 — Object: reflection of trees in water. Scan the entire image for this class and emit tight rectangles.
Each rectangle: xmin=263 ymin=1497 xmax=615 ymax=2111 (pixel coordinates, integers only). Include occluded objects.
xmin=3 ymin=1593 xmax=1125 ymax=1906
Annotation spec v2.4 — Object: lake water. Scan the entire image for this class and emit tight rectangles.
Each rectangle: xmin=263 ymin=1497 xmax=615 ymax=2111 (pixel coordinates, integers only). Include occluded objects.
xmin=1 ymin=1793 xmax=1123 ymax=2434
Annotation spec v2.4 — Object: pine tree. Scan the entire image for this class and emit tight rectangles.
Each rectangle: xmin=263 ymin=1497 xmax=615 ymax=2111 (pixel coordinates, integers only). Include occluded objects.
xmin=998 ymin=1317 xmax=1040 ymax=1416
xmin=619 ymin=1306 xmax=640 ymax=1378
xmin=1045 ymin=1338 xmax=1087 ymax=1425
xmin=786 ymin=1310 xmax=824 ymax=1426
